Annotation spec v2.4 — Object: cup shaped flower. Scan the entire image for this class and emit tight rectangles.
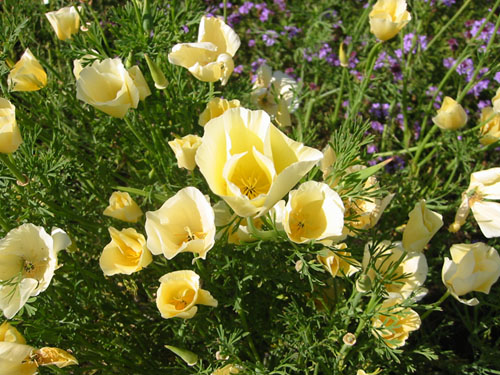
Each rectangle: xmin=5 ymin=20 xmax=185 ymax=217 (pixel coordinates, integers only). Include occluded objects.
xmin=251 ymin=64 xmax=298 ymax=127
xmin=361 ymin=241 xmax=428 ymax=299
xmin=156 ymin=270 xmax=217 ymax=319
xmin=168 ymin=134 xmax=202 ymax=171
xmin=145 ymin=187 xmax=216 ymax=260
xmin=0 ymin=323 xmax=77 ymax=373
xmin=0 ymin=98 xmax=22 ymax=154
xmin=0 ymin=224 xmax=71 ymax=319
xmin=8 ymin=49 xmax=47 ymax=92
xmin=283 ymin=181 xmax=344 ymax=243
xmin=442 ymin=242 xmax=500 ymax=306
xmin=195 ymin=107 xmax=323 ymax=218
xmin=369 ymin=0 xmax=411 ymax=41
xmin=479 ymin=106 xmax=500 ymax=145
xmin=432 ymin=96 xmax=467 ymax=130
xmin=45 ymin=6 xmax=80 ymax=40
xmin=402 ymin=200 xmax=443 ymax=252
xmin=199 ymin=97 xmax=240 ymax=126
xmin=75 ymin=58 xmax=151 ymax=118
xmin=99 ymin=227 xmax=152 ymax=276
xmin=103 ymin=191 xmax=143 ymax=223
xmin=451 ymin=168 xmax=500 ymax=238
xmin=317 ymin=244 xmax=359 ymax=278
xmin=0 ymin=322 xmax=25 ymax=344
xmin=168 ymin=16 xmax=240 ymax=85
xmin=491 ymin=86 xmax=500 ymax=113
xmin=212 ymin=364 xmax=242 ymax=375
xmin=338 ymin=166 xmax=394 ymax=234
xmin=371 ymin=297 xmax=421 ymax=348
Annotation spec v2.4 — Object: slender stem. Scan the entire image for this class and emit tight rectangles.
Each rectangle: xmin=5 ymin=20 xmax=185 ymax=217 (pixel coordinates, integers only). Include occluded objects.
xmin=424 ymin=0 xmax=473 ymax=53
xmin=246 ymin=217 xmax=276 ymax=241
xmin=123 ymin=116 xmax=156 ymax=155
xmin=237 ymin=307 xmax=262 ymax=364
xmin=421 ymin=290 xmax=451 ymax=321
xmin=223 ymin=0 xmax=227 ymax=23
xmin=0 ymin=211 xmax=10 ymax=232
xmin=349 ymin=42 xmax=382 ymax=120
xmin=373 ymin=142 xmax=441 ymax=157
xmin=0 ymin=154 xmax=28 ymax=184
xmin=333 ymin=68 xmax=347 ymax=126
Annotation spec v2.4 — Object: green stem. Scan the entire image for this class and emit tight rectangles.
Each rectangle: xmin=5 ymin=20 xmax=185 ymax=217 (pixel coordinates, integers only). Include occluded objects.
xmin=237 ymin=307 xmax=262 ymax=364
xmin=0 ymin=154 xmax=28 ymax=184
xmin=223 ymin=0 xmax=227 ymax=23
xmin=421 ymin=290 xmax=451 ymax=321
xmin=123 ymin=116 xmax=156 ymax=155
xmin=246 ymin=217 xmax=276 ymax=241
xmin=424 ymin=0 xmax=473 ymax=53
xmin=349 ymin=42 xmax=382 ymax=120
xmin=0 ymin=211 xmax=10 ymax=232
xmin=373 ymin=142 xmax=441 ymax=157
xmin=333 ymin=68 xmax=347 ymax=126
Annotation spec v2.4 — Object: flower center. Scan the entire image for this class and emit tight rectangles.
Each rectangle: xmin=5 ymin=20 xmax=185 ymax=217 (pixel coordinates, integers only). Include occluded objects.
xmin=169 ymin=289 xmax=195 ymax=310
xmin=181 ymin=226 xmax=207 ymax=244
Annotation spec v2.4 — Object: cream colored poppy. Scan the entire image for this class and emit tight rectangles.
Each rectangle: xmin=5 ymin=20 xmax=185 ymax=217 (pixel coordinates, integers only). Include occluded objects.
xmin=75 ymin=58 xmax=151 ymax=118
xmin=319 ymin=144 xmax=336 ymax=181
xmin=145 ymin=187 xmax=216 ymax=260
xmin=317 ymin=243 xmax=359 ymax=278
xmin=479 ymin=106 xmax=500 ymax=145
xmin=337 ymin=165 xmax=394 ymax=234
xmin=212 ymin=364 xmax=242 ymax=375
xmin=283 ymin=181 xmax=344 ymax=243
xmin=0 ymin=322 xmax=25 ymax=344
xmin=0 ymin=224 xmax=71 ymax=319
xmin=199 ymin=97 xmax=240 ymax=126
xmin=0 ymin=323 xmax=77 ymax=373
xmin=251 ymin=64 xmax=298 ymax=127
xmin=8 ymin=49 xmax=47 ymax=92
xmin=360 ymin=241 xmax=428 ymax=299
xmin=371 ymin=297 xmax=420 ymax=348
xmin=168 ymin=16 xmax=240 ymax=85
xmin=168 ymin=134 xmax=202 ymax=171
xmin=99 ymin=227 xmax=152 ymax=276
xmin=0 ymin=98 xmax=22 ymax=154
xmin=369 ymin=0 xmax=411 ymax=41
xmin=492 ymin=86 xmax=500 ymax=113
xmin=156 ymin=270 xmax=217 ymax=319
xmin=45 ymin=6 xmax=80 ymax=40
xmin=450 ymin=168 xmax=500 ymax=238
xmin=432 ymin=96 xmax=467 ymax=130
xmin=442 ymin=242 xmax=500 ymax=306
xmin=402 ymin=200 xmax=443 ymax=252
xmin=195 ymin=107 xmax=323 ymax=218
xmin=103 ymin=191 xmax=143 ymax=223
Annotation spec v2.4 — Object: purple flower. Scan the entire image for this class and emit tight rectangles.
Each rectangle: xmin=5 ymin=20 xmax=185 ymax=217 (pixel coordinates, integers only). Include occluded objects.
xmin=448 ymin=38 xmax=459 ymax=51
xmin=181 ymin=25 xmax=189 ymax=33
xmin=371 ymin=121 xmax=385 ymax=133
xmin=318 ymin=43 xmax=332 ymax=59
xmin=274 ymin=0 xmax=286 ymax=11
xmin=367 ymin=144 xmax=378 ymax=154
xmin=248 ymin=39 xmax=256 ymax=47
xmin=239 ymin=1 xmax=254 ymax=14
xmin=283 ymin=25 xmax=301 ymax=38
xmin=227 ymin=13 xmax=242 ymax=26
xmin=441 ymin=0 xmax=456 ymax=6
xmin=469 ymin=80 xmax=490 ymax=97
xmin=251 ymin=58 xmax=266 ymax=72
xmin=494 ymin=72 xmax=500 ymax=83
xmin=233 ymin=64 xmax=244 ymax=74
xmin=478 ymin=100 xmax=490 ymax=110
xmin=262 ymin=30 xmax=278 ymax=46
xmin=219 ymin=2 xmax=232 ymax=8
xmin=443 ymin=57 xmax=456 ymax=69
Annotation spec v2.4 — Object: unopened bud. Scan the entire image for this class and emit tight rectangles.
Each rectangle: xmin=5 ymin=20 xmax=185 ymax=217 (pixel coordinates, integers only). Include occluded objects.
xmin=145 ymin=54 xmax=168 ymax=90
xmin=343 ymin=332 xmax=356 ymax=346
xmin=339 ymin=42 xmax=348 ymax=68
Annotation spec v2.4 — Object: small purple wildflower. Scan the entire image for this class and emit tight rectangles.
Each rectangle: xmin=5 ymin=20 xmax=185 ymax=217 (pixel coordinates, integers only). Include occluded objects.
xmin=367 ymin=144 xmax=378 ymax=154
xmin=239 ymin=1 xmax=254 ymax=14
xmin=251 ymin=58 xmax=266 ymax=72
xmin=262 ymin=30 xmax=278 ymax=46
xmin=371 ymin=121 xmax=385 ymax=133
xmin=181 ymin=25 xmax=189 ymax=33
xmin=248 ymin=39 xmax=256 ymax=47
xmin=494 ymin=72 xmax=500 ymax=84
xmin=274 ymin=0 xmax=286 ymax=11
xmin=233 ymin=65 xmax=244 ymax=74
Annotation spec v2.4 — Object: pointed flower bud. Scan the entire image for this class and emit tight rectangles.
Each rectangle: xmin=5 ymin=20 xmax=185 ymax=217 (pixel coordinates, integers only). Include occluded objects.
xmin=145 ymin=54 xmax=168 ymax=90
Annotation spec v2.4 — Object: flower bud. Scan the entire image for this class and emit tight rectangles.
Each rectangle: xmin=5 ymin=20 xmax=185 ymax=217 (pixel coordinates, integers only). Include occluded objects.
xmin=339 ymin=42 xmax=348 ymax=68
xmin=45 ymin=6 xmax=80 ymax=40
xmin=0 ymin=98 xmax=22 ymax=154
xmin=145 ymin=54 xmax=168 ymax=90
xmin=432 ymin=96 xmax=467 ymax=130
xmin=8 ymin=49 xmax=47 ymax=92
xmin=168 ymin=134 xmax=202 ymax=171
xmin=369 ymin=0 xmax=411 ymax=41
